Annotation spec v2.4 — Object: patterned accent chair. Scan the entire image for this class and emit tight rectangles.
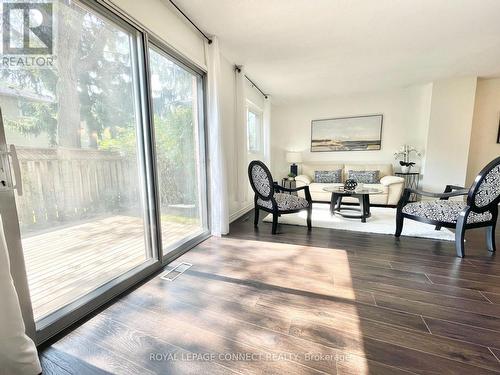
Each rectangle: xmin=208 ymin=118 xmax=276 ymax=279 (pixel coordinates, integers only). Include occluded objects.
xmin=395 ymin=156 xmax=500 ymax=257
xmin=248 ymin=160 xmax=312 ymax=234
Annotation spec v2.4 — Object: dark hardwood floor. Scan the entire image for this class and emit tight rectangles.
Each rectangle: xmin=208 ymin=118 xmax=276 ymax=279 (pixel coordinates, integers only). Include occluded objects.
xmin=39 ymin=209 xmax=500 ymax=374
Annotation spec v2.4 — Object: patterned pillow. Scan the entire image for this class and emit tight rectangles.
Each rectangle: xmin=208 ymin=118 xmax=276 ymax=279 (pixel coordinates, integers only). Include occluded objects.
xmin=314 ymin=169 xmax=342 ymax=183
xmin=348 ymin=170 xmax=380 ymax=183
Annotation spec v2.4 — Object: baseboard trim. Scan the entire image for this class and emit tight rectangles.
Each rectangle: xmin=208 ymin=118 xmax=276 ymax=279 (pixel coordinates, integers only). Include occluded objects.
xmin=230 ymin=204 xmax=254 ymax=223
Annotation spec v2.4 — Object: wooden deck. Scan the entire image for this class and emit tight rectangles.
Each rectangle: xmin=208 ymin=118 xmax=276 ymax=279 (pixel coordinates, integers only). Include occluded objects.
xmin=23 ymin=215 xmax=200 ymax=320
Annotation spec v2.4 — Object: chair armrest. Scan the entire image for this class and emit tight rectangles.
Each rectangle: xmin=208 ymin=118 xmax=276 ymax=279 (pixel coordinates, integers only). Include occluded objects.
xmin=295 ymin=174 xmax=312 ymax=185
xmin=275 ymin=184 xmax=307 ymax=193
xmin=275 ymin=185 xmax=312 ymax=202
xmin=380 ymin=176 xmax=405 ymax=186
xmin=439 ymin=185 xmax=466 ymax=200
xmin=445 ymin=185 xmax=466 ymax=191
xmin=405 ymin=188 xmax=468 ymax=199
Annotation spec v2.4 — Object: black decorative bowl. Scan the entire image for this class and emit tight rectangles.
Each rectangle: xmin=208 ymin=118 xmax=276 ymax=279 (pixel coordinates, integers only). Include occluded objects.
xmin=344 ymin=179 xmax=358 ymax=191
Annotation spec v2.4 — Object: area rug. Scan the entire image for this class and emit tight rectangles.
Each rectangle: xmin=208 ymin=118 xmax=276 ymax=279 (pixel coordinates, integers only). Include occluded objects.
xmin=263 ymin=203 xmax=455 ymax=241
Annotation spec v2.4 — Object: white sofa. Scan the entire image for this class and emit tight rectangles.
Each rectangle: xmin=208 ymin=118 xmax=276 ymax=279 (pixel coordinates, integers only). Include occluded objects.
xmin=294 ymin=162 xmax=405 ymax=206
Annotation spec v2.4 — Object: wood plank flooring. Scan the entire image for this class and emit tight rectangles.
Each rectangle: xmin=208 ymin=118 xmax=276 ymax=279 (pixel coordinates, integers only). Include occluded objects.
xmin=23 ymin=215 xmax=200 ymax=319
xmin=39 ymin=210 xmax=500 ymax=374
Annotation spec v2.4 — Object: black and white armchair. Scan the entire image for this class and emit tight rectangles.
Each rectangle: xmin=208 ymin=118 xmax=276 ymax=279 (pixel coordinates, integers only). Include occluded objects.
xmin=248 ymin=160 xmax=312 ymax=234
xmin=395 ymin=156 xmax=500 ymax=257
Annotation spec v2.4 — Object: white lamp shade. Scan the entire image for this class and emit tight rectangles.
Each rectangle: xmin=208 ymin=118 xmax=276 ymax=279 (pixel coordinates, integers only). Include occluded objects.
xmin=286 ymin=152 xmax=302 ymax=163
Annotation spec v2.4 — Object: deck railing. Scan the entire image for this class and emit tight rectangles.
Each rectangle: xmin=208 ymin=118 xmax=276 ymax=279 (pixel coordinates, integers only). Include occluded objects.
xmin=15 ymin=147 xmax=140 ymax=231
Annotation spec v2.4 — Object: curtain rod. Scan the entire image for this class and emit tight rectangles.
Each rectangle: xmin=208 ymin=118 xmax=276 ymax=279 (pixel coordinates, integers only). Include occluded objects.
xmin=168 ymin=0 xmax=212 ymax=44
xmin=235 ymin=67 xmax=269 ymax=99
xmin=167 ymin=2 xmax=269 ymax=99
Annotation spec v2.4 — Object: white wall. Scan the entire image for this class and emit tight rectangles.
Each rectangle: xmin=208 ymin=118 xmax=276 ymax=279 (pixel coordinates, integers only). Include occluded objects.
xmin=112 ymin=0 xmax=206 ymax=69
xmin=271 ymin=85 xmax=432 ymax=178
xmin=466 ymin=78 xmax=500 ymax=186
xmin=422 ymin=77 xmax=477 ymax=191
xmin=271 ymin=77 xmax=479 ymax=194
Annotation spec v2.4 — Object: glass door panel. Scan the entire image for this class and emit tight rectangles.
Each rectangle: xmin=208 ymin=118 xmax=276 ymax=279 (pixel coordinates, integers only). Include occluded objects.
xmin=0 ymin=0 xmax=151 ymax=322
xmin=148 ymin=46 xmax=207 ymax=254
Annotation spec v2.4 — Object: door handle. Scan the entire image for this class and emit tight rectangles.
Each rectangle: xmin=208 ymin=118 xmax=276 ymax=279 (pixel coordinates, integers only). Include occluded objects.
xmin=9 ymin=145 xmax=22 ymax=196
xmin=0 ymin=145 xmax=22 ymax=196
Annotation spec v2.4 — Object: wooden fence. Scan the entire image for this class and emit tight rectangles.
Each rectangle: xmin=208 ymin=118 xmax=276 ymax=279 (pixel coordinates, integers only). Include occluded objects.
xmin=15 ymin=147 xmax=140 ymax=231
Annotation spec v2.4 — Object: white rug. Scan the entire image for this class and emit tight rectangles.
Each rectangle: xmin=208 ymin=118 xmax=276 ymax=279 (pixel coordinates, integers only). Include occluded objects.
xmin=263 ymin=203 xmax=455 ymax=241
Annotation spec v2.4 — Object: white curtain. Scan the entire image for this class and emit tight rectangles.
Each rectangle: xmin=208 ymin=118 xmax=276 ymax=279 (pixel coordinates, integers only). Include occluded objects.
xmin=0 ymin=217 xmax=41 ymax=375
xmin=263 ymin=95 xmax=272 ymax=166
xmin=205 ymin=37 xmax=229 ymax=236
xmin=235 ymin=66 xmax=248 ymax=203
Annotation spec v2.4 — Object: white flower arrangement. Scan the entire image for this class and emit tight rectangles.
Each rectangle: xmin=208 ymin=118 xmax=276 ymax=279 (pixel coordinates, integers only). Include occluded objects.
xmin=394 ymin=145 xmax=422 ymax=170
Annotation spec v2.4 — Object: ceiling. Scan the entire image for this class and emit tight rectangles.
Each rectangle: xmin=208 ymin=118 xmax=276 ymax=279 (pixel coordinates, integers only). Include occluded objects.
xmin=171 ymin=0 xmax=500 ymax=103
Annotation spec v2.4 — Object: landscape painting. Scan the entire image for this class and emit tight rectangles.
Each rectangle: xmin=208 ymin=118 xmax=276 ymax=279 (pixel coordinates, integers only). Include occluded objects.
xmin=311 ymin=114 xmax=383 ymax=152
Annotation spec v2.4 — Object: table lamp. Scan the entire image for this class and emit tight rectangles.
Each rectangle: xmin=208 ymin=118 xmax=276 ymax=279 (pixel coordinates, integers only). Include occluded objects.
xmin=286 ymin=152 xmax=302 ymax=176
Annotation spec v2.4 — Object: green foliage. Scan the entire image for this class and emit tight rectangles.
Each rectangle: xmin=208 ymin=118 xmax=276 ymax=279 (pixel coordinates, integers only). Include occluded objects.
xmin=6 ymin=102 xmax=58 ymax=145
xmin=2 ymin=2 xmax=136 ymax=148
xmin=154 ymin=105 xmax=197 ymax=207
xmin=99 ymin=105 xmax=198 ymax=209
xmin=99 ymin=125 xmax=137 ymax=154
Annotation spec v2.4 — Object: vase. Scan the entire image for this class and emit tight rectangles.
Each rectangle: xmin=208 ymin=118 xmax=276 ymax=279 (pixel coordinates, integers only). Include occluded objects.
xmin=401 ymin=166 xmax=409 ymax=173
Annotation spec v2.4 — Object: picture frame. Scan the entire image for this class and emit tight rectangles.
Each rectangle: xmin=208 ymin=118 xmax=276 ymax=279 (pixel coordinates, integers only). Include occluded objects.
xmin=310 ymin=114 xmax=383 ymax=152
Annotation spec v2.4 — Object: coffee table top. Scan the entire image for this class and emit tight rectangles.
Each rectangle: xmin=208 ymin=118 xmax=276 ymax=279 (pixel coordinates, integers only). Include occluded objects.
xmin=322 ymin=186 xmax=384 ymax=195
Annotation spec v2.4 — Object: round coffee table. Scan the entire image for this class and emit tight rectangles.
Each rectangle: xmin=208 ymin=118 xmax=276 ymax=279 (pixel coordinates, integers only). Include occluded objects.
xmin=322 ymin=186 xmax=384 ymax=222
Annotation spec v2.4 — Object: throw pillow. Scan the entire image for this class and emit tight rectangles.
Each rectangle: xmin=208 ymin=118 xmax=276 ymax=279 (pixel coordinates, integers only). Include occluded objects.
xmin=348 ymin=170 xmax=380 ymax=183
xmin=314 ymin=169 xmax=342 ymax=183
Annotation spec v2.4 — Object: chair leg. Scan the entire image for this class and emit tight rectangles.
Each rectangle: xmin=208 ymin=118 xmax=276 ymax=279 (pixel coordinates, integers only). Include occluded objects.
xmin=395 ymin=209 xmax=404 ymax=237
xmin=455 ymin=216 xmax=467 ymax=258
xmin=272 ymin=213 xmax=278 ymax=234
xmin=486 ymin=223 xmax=497 ymax=252
xmin=254 ymin=208 xmax=259 ymax=227
xmin=306 ymin=207 xmax=312 ymax=231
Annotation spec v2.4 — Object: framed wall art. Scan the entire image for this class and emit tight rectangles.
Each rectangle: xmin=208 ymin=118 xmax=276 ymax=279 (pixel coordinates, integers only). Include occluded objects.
xmin=311 ymin=114 xmax=383 ymax=152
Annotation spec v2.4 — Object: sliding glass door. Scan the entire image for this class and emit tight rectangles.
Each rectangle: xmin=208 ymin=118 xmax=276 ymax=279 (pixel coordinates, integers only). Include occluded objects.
xmin=148 ymin=45 xmax=208 ymax=257
xmin=0 ymin=0 xmax=153 ymax=324
xmin=0 ymin=0 xmax=208 ymax=343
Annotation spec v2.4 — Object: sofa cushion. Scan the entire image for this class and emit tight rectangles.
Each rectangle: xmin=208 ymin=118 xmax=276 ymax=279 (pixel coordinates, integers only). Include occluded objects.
xmin=344 ymin=163 xmax=393 ymax=179
xmin=302 ymin=163 xmax=344 ymax=181
xmin=314 ymin=169 xmax=342 ymax=183
xmin=347 ymin=170 xmax=380 ymax=183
